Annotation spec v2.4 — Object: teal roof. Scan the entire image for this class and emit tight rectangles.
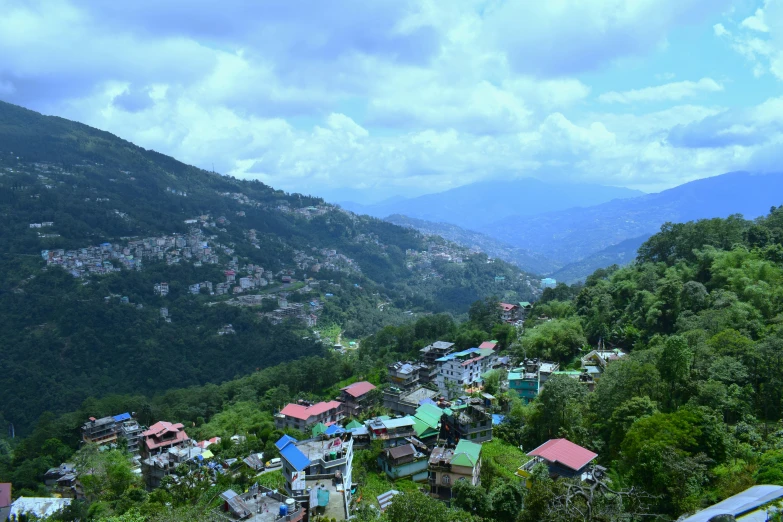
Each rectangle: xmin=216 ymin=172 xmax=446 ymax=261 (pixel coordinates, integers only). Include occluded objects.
xmin=414 ymin=403 xmax=443 ymax=429
xmin=345 ymin=419 xmax=362 ymax=430
xmin=451 ymin=439 xmax=482 ymax=467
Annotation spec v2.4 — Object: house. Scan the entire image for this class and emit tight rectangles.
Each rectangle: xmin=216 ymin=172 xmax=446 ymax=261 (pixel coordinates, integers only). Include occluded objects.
xmin=365 ymin=416 xmax=416 ymax=447
xmin=242 ymin=453 xmax=265 ymax=472
xmin=518 ymin=302 xmax=533 ymax=321
xmin=428 ymin=440 xmax=482 ymax=500
xmin=442 ymin=402 xmax=493 ymax=444
xmin=420 ymin=341 xmax=455 ymax=365
xmin=114 ymin=413 xmax=144 ymax=454
xmin=141 ymin=421 xmax=189 ymax=457
xmin=387 ymin=361 xmax=424 ymax=390
xmin=680 ymin=484 xmax=783 ymax=522
xmin=43 ymin=463 xmax=76 ymax=487
xmin=383 ymin=386 xmax=440 ymax=416
xmin=378 ymin=442 xmax=429 ymax=481
xmin=411 ymin=403 xmax=443 ymax=446
xmin=274 ymin=400 xmax=343 ymax=431
xmin=275 ymin=432 xmax=353 ymax=520
xmin=508 ymin=359 xmax=560 ymax=402
xmin=499 ymin=303 xmax=520 ymax=323
xmin=339 ymin=381 xmax=377 ymax=417
xmin=516 ymin=438 xmax=597 ymax=487
xmin=436 ymin=348 xmax=497 ymax=397
xmin=82 ymin=415 xmax=118 ymax=445
xmin=580 ymin=348 xmax=627 ymax=383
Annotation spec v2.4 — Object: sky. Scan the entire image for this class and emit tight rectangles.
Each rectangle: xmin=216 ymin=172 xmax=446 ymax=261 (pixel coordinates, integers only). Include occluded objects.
xmin=0 ymin=0 xmax=782 ymax=203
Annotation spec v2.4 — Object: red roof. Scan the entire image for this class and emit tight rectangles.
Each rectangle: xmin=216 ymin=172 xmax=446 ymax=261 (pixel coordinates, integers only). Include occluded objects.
xmin=142 ymin=421 xmax=189 ymax=451
xmin=0 ymin=482 xmax=10 ymax=508
xmin=280 ymin=400 xmax=342 ymax=421
xmin=499 ymin=303 xmax=518 ymax=311
xmin=341 ymin=381 xmax=376 ymax=398
xmin=527 ymin=438 xmax=597 ymax=472
xmin=479 ymin=341 xmax=497 ymax=350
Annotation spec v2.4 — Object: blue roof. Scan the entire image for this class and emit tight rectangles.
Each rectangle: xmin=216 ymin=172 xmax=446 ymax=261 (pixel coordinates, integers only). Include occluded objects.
xmin=419 ymin=397 xmax=436 ymax=406
xmin=275 ymin=434 xmax=298 ymax=451
xmin=492 ymin=414 xmax=506 ymax=425
xmin=113 ymin=412 xmax=131 ymax=422
xmin=681 ymin=485 xmax=783 ymax=521
xmin=435 ymin=347 xmax=481 ymax=362
xmin=280 ymin=443 xmax=311 ymax=472
xmin=324 ymin=424 xmax=345 ymax=436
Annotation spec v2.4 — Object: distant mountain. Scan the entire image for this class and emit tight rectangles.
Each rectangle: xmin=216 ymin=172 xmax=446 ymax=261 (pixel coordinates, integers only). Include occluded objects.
xmin=339 ymin=178 xmax=644 ymax=229
xmin=549 ymin=234 xmax=652 ymax=284
xmin=480 ymin=171 xmax=783 ymax=264
xmin=385 ymin=214 xmax=561 ymax=275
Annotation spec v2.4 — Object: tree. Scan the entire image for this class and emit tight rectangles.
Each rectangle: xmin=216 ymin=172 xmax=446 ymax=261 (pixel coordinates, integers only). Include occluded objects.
xmin=452 ymin=479 xmax=488 ymax=518
xmin=657 ymin=335 xmax=693 ymax=408
xmin=383 ymin=490 xmax=477 ymax=522
xmin=525 ymin=375 xmax=587 ymax=445
xmin=520 ymin=318 xmax=587 ymax=364
xmin=469 ymin=296 xmax=502 ymax=333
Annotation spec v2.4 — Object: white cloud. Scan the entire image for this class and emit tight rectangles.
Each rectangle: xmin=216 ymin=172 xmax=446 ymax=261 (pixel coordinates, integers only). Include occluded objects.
xmin=716 ymin=0 xmax=783 ymax=80
xmin=598 ymin=78 xmax=723 ymax=104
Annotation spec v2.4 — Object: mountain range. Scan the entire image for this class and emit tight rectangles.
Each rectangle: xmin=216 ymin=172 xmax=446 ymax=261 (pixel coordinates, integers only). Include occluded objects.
xmin=339 ymin=178 xmax=644 ymax=229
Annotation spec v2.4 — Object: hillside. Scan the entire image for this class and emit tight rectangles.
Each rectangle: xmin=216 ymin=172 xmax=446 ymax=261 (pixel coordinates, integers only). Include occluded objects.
xmin=384 ymin=214 xmax=561 ymax=275
xmin=480 ymin=171 xmax=783 ymax=263
xmin=549 ymin=233 xmax=651 ymax=283
xmin=0 ymin=101 xmax=538 ymax=433
xmin=339 ymin=178 xmax=642 ymax=229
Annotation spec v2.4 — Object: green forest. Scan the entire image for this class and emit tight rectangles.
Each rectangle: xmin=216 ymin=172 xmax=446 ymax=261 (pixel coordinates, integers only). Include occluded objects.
xmin=0 ymin=100 xmax=537 ymax=435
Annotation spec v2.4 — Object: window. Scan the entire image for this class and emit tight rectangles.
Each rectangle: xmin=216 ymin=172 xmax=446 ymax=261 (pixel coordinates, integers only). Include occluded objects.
xmin=442 ymin=475 xmax=450 ymax=485
xmin=480 ymin=431 xmax=487 ymax=437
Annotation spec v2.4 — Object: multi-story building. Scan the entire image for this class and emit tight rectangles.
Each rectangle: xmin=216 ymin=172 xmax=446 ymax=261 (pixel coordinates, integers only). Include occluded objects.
xmin=81 ymin=416 xmax=118 ymax=446
xmin=383 ymin=386 xmax=439 ymax=417
xmin=387 ymin=362 xmax=423 ymax=390
xmin=276 ymin=431 xmax=354 ymax=520
xmin=365 ymin=417 xmax=416 ymax=448
xmin=428 ymin=440 xmax=482 ymax=500
xmin=499 ymin=302 xmax=520 ymax=323
xmin=442 ymin=402 xmax=493 ymax=444
xmin=113 ymin=413 xmax=144 ymax=454
xmin=436 ymin=348 xmax=496 ymax=397
xmin=420 ymin=341 xmax=454 ymax=365
xmin=508 ymin=359 xmax=560 ymax=403
xmin=339 ymin=381 xmax=377 ymax=418
xmin=378 ymin=442 xmax=429 ymax=482
xmin=140 ymin=421 xmax=189 ymax=458
xmin=275 ymin=400 xmax=343 ymax=432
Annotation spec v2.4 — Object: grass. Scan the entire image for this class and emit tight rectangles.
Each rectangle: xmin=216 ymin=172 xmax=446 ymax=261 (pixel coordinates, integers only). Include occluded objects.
xmin=355 ymin=472 xmax=422 ymax=508
xmin=480 ymin=439 xmax=527 ymax=484
xmin=255 ymin=469 xmax=285 ymax=490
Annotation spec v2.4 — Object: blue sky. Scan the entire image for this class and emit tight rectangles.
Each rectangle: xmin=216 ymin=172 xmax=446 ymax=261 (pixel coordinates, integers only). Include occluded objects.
xmin=0 ymin=0 xmax=781 ymax=202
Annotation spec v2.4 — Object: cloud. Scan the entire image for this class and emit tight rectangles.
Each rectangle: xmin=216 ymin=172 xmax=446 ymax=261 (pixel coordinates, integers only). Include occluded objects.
xmin=599 ymin=78 xmax=723 ymax=104
xmin=668 ymin=96 xmax=783 ymax=148
xmin=715 ymin=0 xmax=783 ymax=79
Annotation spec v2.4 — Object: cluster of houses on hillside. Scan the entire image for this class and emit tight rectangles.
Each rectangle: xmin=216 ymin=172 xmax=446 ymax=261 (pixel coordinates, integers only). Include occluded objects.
xmin=42 ymin=228 xmax=220 ymax=278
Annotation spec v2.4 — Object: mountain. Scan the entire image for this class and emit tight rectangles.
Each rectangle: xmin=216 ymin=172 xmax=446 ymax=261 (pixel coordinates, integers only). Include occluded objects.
xmin=549 ymin=233 xmax=652 ymax=284
xmin=480 ymin=171 xmax=783 ymax=264
xmin=0 ymin=100 xmax=539 ymax=433
xmin=385 ymin=213 xmax=561 ymax=275
xmin=339 ymin=178 xmax=644 ymax=229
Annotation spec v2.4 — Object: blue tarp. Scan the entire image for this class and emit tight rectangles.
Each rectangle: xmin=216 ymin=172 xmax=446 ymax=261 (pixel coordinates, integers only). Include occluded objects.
xmin=113 ymin=412 xmax=131 ymax=422
xmin=419 ymin=397 xmax=436 ymax=406
xmin=275 ymin=434 xmax=298 ymax=450
xmin=280 ymin=443 xmax=311 ymax=472
xmin=492 ymin=414 xmax=506 ymax=425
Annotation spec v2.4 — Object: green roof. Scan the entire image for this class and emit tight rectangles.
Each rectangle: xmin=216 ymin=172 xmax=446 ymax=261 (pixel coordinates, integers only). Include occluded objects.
xmin=345 ymin=419 xmax=362 ymax=430
xmin=311 ymin=422 xmax=327 ymax=436
xmin=414 ymin=403 xmax=443 ymax=429
xmin=451 ymin=439 xmax=482 ymax=467
xmin=413 ymin=417 xmax=439 ymax=438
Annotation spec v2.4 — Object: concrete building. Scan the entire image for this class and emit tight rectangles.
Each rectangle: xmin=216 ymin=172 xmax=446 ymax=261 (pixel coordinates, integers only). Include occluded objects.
xmin=387 ymin=362 xmax=423 ymax=390
xmin=81 ymin=415 xmax=118 ymax=445
xmin=428 ymin=440 xmax=482 ymax=500
xmin=508 ymin=359 xmax=560 ymax=403
xmin=274 ymin=401 xmax=343 ymax=432
xmin=436 ymin=348 xmax=496 ymax=397
xmin=442 ymin=402 xmax=493 ymax=444
xmin=365 ymin=417 xmax=416 ymax=448
xmin=141 ymin=421 xmax=189 ymax=457
xmin=420 ymin=341 xmax=454 ymax=365
xmin=516 ymin=438 xmax=597 ymax=488
xmin=275 ymin=431 xmax=353 ymax=521
xmin=339 ymin=381 xmax=376 ymax=418
xmin=383 ymin=386 xmax=439 ymax=416
xmin=378 ymin=442 xmax=429 ymax=481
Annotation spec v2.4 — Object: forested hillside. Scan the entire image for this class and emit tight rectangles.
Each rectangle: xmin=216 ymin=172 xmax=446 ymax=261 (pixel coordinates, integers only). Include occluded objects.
xmin=508 ymin=207 xmax=783 ymax=518
xmin=0 ymin=101 xmax=537 ymax=434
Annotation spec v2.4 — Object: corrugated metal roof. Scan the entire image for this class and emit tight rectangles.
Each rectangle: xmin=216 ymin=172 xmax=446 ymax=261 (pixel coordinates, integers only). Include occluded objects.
xmin=275 ymin=434 xmax=298 ymax=451
xmin=681 ymin=485 xmax=783 ymax=522
xmin=451 ymin=439 xmax=482 ymax=468
xmin=112 ymin=412 xmax=131 ymax=422
xmin=527 ymin=439 xmax=597 ymax=472
xmin=280 ymin=443 xmax=311 ymax=472
xmin=382 ymin=417 xmax=415 ymax=429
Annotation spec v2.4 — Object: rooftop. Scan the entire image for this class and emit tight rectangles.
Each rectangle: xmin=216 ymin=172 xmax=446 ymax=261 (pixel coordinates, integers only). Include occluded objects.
xmin=527 ymin=438 xmax=597 ymax=472
xmin=680 ymin=484 xmax=783 ymax=522
xmin=279 ymin=400 xmax=342 ymax=421
xmin=451 ymin=439 xmax=482 ymax=467
xmin=340 ymin=381 xmax=376 ymax=398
